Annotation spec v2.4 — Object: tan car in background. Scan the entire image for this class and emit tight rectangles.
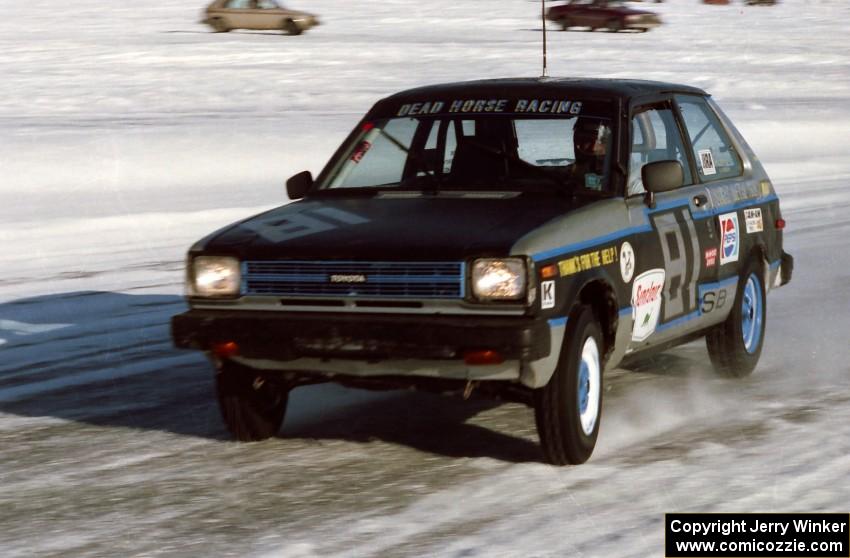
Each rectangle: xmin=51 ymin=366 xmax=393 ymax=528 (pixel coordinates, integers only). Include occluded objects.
xmin=202 ymin=0 xmax=319 ymax=35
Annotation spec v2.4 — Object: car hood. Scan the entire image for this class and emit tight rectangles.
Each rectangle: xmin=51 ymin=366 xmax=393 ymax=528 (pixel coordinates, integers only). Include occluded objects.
xmin=197 ymin=193 xmax=579 ymax=261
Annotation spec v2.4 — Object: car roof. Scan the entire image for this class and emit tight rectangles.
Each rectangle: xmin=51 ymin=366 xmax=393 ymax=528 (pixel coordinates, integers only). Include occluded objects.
xmin=376 ymin=77 xmax=708 ymax=106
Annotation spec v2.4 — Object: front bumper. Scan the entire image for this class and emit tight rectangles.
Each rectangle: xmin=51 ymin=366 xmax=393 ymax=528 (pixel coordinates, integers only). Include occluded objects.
xmin=171 ymin=310 xmax=550 ymax=363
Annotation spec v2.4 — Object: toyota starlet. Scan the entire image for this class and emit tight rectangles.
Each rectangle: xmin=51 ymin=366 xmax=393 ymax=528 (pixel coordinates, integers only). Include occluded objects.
xmin=172 ymin=78 xmax=792 ymax=465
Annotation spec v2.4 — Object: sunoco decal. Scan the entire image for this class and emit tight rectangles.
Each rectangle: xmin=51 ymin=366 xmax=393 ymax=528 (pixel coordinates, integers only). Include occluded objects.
xmin=745 ymin=208 xmax=763 ymax=233
xmin=396 ymin=99 xmax=582 ymax=116
xmin=719 ymin=213 xmax=740 ymax=265
xmin=631 ymin=269 xmax=665 ymax=342
xmin=558 ymin=246 xmax=618 ymax=277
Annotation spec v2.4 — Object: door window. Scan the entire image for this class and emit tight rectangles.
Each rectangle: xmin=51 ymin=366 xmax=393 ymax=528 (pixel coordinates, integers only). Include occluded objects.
xmin=627 ymin=106 xmax=693 ymax=196
xmin=676 ymin=95 xmax=743 ymax=182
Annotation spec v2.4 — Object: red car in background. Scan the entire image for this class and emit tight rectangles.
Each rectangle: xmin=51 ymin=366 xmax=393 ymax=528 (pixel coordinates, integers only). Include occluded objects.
xmin=546 ymin=0 xmax=662 ymax=32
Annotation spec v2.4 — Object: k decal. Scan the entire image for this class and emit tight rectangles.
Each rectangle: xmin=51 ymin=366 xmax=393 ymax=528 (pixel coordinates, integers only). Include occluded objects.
xmin=541 ymin=280 xmax=555 ymax=310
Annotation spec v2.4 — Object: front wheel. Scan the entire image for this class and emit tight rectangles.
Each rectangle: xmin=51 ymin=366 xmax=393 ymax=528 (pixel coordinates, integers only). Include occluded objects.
xmin=606 ymin=19 xmax=622 ymax=32
xmin=216 ymin=360 xmax=288 ymax=441
xmin=534 ymin=305 xmax=604 ymax=465
xmin=706 ymin=259 xmax=767 ymax=377
xmin=283 ymin=19 xmax=302 ymax=35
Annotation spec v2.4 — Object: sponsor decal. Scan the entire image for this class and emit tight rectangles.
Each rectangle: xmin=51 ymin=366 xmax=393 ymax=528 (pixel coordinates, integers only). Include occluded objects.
xmin=558 ymin=246 xmax=618 ymax=277
xmin=350 ymin=140 xmax=372 ymax=163
xmin=744 ymin=207 xmax=763 ymax=233
xmin=704 ymin=247 xmax=718 ymax=268
xmin=396 ymin=99 xmax=582 ymax=116
xmin=620 ymin=241 xmax=635 ymax=283
xmin=631 ymin=269 xmax=665 ymax=342
xmin=329 ymin=274 xmax=367 ymax=283
xmin=711 ymin=182 xmax=761 ymax=207
xmin=700 ymin=288 xmax=727 ymax=314
xmin=698 ymin=149 xmax=717 ymax=176
xmin=541 ymin=280 xmax=555 ymax=310
xmin=719 ymin=213 xmax=739 ymax=265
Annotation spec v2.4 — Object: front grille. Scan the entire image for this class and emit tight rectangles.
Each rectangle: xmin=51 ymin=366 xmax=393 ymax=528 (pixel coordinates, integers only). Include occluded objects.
xmin=242 ymin=261 xmax=465 ymax=299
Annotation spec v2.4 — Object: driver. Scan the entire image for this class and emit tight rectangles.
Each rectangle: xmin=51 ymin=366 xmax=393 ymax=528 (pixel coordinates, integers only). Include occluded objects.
xmin=569 ymin=118 xmax=609 ymax=190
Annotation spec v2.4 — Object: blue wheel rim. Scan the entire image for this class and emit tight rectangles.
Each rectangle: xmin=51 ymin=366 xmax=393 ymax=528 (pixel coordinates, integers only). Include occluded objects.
xmin=741 ymin=273 xmax=763 ymax=354
xmin=579 ymin=361 xmax=590 ymax=414
xmin=577 ymin=337 xmax=600 ymax=436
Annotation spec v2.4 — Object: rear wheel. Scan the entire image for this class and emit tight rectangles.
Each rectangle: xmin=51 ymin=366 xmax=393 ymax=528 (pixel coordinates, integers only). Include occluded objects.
xmin=283 ymin=19 xmax=302 ymax=35
xmin=706 ymin=259 xmax=767 ymax=377
xmin=534 ymin=305 xmax=604 ymax=465
xmin=209 ymin=18 xmax=230 ymax=32
xmin=216 ymin=360 xmax=288 ymax=441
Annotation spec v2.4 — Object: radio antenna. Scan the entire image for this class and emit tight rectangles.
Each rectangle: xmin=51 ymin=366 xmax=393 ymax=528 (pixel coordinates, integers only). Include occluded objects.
xmin=541 ymin=0 xmax=548 ymax=77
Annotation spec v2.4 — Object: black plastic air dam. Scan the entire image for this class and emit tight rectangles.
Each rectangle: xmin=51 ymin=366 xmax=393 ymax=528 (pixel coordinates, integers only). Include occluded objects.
xmin=171 ymin=310 xmax=551 ymax=362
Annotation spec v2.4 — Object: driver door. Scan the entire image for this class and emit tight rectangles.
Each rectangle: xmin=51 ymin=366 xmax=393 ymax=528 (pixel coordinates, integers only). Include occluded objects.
xmin=625 ymin=102 xmax=718 ymax=350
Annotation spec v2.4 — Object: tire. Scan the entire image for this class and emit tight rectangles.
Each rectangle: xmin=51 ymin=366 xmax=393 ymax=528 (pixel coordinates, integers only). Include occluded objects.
xmin=534 ymin=305 xmax=604 ymax=465
xmin=209 ymin=18 xmax=230 ymax=33
xmin=706 ymin=259 xmax=767 ymax=378
xmin=606 ymin=19 xmax=622 ymax=32
xmin=216 ymin=360 xmax=288 ymax=441
xmin=560 ymin=17 xmax=573 ymax=31
xmin=283 ymin=19 xmax=302 ymax=35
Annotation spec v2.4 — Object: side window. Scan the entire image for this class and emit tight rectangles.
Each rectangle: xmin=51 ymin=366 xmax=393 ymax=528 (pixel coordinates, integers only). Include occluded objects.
xmin=676 ymin=95 xmax=743 ymax=181
xmin=627 ymin=106 xmax=693 ymax=196
xmin=225 ymin=0 xmax=252 ymax=8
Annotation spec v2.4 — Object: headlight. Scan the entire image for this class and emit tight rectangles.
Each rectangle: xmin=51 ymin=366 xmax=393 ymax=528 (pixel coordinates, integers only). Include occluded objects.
xmin=471 ymin=258 xmax=526 ymax=301
xmin=191 ymin=256 xmax=240 ymax=297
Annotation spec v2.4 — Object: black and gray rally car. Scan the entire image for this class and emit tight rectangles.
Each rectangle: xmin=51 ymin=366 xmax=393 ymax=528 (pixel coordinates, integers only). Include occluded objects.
xmin=172 ymin=78 xmax=793 ymax=465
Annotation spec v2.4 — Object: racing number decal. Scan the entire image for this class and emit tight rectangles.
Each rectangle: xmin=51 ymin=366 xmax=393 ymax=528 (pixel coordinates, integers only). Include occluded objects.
xmin=242 ymin=207 xmax=370 ymax=244
xmin=651 ymin=209 xmax=701 ymax=322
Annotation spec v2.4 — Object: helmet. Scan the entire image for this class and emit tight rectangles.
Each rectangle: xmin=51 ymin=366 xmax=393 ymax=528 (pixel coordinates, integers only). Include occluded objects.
xmin=573 ymin=118 xmax=609 ymax=159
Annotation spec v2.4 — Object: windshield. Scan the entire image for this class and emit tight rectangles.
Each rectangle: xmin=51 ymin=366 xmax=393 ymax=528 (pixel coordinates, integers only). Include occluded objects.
xmin=318 ymin=113 xmax=615 ymax=195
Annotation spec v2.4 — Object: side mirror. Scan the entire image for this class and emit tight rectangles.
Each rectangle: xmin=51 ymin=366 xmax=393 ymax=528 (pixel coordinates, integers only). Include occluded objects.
xmin=286 ymin=170 xmax=313 ymax=200
xmin=642 ymin=160 xmax=683 ymax=193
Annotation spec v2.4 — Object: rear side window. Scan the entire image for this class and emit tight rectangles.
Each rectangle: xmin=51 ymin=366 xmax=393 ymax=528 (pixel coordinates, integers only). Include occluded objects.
xmin=676 ymin=95 xmax=743 ymax=182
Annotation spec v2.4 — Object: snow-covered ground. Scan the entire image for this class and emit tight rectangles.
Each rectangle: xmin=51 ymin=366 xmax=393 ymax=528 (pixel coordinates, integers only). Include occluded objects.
xmin=1 ymin=1 xmax=849 ymax=556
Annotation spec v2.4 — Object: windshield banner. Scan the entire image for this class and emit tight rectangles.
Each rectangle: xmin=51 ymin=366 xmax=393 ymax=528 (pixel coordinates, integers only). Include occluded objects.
xmin=395 ymin=98 xmax=584 ymax=117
